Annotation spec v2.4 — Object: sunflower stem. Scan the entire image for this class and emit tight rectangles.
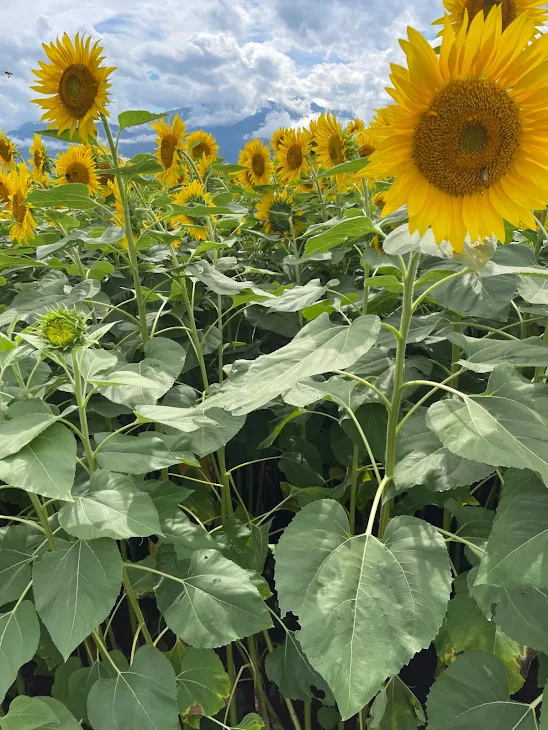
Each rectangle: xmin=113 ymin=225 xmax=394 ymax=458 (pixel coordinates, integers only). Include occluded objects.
xmin=101 ymin=114 xmax=149 ymax=344
xmin=72 ymin=349 xmax=96 ymax=473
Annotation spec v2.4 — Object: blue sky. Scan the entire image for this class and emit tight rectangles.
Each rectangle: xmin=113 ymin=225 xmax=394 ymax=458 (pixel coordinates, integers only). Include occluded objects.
xmin=0 ymin=0 xmax=443 ymax=141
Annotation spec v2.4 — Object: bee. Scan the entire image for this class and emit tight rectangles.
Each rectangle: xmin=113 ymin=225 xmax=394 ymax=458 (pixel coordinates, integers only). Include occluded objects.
xmin=4 ymin=71 xmax=13 ymax=79
xmin=480 ymin=167 xmax=488 ymax=187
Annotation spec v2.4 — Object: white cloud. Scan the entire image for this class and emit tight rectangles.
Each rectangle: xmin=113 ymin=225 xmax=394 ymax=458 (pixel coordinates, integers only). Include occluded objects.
xmin=0 ymin=0 xmax=444 ymax=134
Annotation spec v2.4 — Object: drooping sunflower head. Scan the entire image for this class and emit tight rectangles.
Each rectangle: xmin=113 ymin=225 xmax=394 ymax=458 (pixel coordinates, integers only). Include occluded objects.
xmin=0 ymin=132 xmax=17 ymax=170
xmin=238 ymin=139 xmax=273 ymax=189
xmin=276 ymin=128 xmax=311 ymax=185
xmin=171 ymin=178 xmax=215 ymax=241
xmin=31 ymin=33 xmax=115 ymax=142
xmin=28 ymin=134 xmax=51 ymax=185
xmin=256 ymin=188 xmax=296 ymax=235
xmin=439 ymin=0 xmax=548 ymax=31
xmin=367 ymin=8 xmax=548 ymax=251
xmin=313 ymin=112 xmax=350 ymax=170
xmin=271 ymin=128 xmax=290 ymax=153
xmin=55 ymin=144 xmax=100 ymax=194
xmin=37 ymin=306 xmax=88 ymax=350
xmin=186 ymin=130 xmax=219 ymax=162
xmin=151 ymin=114 xmax=187 ymax=187
xmin=7 ymin=164 xmax=36 ymax=244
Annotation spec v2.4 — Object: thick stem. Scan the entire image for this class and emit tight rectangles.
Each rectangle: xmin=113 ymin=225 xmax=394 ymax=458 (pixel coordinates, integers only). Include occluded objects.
xmin=304 ymin=701 xmax=312 ymax=730
xmin=30 ymin=493 xmax=56 ymax=551
xmin=101 ymin=114 xmax=149 ymax=344
xmin=379 ymin=252 xmax=420 ymax=538
xmin=248 ymin=635 xmax=271 ymax=730
xmin=72 ymin=350 xmax=95 ymax=473
xmin=122 ymin=567 xmax=153 ymax=645
xmin=349 ymin=445 xmax=360 ymax=535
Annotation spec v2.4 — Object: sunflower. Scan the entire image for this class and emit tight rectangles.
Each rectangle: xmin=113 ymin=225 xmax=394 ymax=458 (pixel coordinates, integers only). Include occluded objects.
xmin=107 ymin=179 xmax=129 ymax=247
xmin=313 ymin=112 xmax=349 ymax=170
xmin=271 ymin=128 xmax=290 ymax=153
xmin=238 ymin=139 xmax=273 ymax=189
xmin=345 ymin=118 xmax=365 ymax=135
xmin=0 ymin=132 xmax=17 ymax=170
xmin=0 ymin=169 xmax=12 ymax=217
xmin=372 ymin=191 xmax=388 ymax=211
xmin=440 ymin=0 xmax=548 ymax=31
xmin=171 ymin=179 xmax=215 ymax=241
xmin=7 ymin=165 xmax=36 ymax=244
xmin=367 ymin=9 xmax=548 ymax=252
xmin=151 ymin=115 xmax=187 ymax=187
xmin=55 ymin=145 xmax=100 ymax=194
xmin=31 ymin=33 xmax=115 ymax=141
xmin=28 ymin=134 xmax=50 ymax=185
xmin=256 ymin=188 xmax=297 ymax=235
xmin=276 ymin=129 xmax=311 ymax=185
xmin=186 ymin=130 xmax=219 ymax=163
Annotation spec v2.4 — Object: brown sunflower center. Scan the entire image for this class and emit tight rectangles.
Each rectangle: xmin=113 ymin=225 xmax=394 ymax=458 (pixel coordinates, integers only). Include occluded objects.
xmin=465 ymin=0 xmax=517 ymax=28
xmin=12 ymin=192 xmax=27 ymax=224
xmin=191 ymin=142 xmax=209 ymax=159
xmin=160 ymin=135 xmax=178 ymax=169
xmin=65 ymin=162 xmax=91 ymax=185
xmin=0 ymin=139 xmax=12 ymax=164
xmin=0 ymin=182 xmax=9 ymax=202
xmin=328 ymin=135 xmax=344 ymax=165
xmin=359 ymin=144 xmax=376 ymax=158
xmin=251 ymin=153 xmax=265 ymax=177
xmin=412 ymin=79 xmax=520 ymax=197
xmin=59 ymin=64 xmax=99 ymax=118
xmin=98 ymin=161 xmax=114 ymax=187
xmin=286 ymin=144 xmax=303 ymax=170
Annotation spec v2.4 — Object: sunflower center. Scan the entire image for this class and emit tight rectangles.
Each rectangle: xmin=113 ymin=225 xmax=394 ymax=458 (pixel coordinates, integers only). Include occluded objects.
xmin=98 ymin=161 xmax=114 ymax=187
xmin=12 ymin=193 xmax=27 ymax=224
xmin=252 ymin=153 xmax=265 ymax=177
xmin=0 ymin=182 xmax=9 ymax=203
xmin=191 ymin=142 xmax=209 ymax=159
xmin=160 ymin=135 xmax=178 ymax=169
xmin=59 ymin=64 xmax=99 ymax=118
xmin=359 ymin=144 xmax=376 ymax=158
xmin=286 ymin=144 xmax=303 ymax=170
xmin=0 ymin=139 xmax=12 ymax=164
xmin=328 ymin=135 xmax=344 ymax=165
xmin=412 ymin=79 xmax=520 ymax=197
xmin=465 ymin=0 xmax=517 ymax=28
xmin=268 ymin=199 xmax=292 ymax=233
xmin=65 ymin=162 xmax=91 ymax=185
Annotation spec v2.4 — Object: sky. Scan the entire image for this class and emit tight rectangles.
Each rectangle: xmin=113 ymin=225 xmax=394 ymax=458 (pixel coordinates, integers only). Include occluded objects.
xmin=0 ymin=0 xmax=443 ymax=142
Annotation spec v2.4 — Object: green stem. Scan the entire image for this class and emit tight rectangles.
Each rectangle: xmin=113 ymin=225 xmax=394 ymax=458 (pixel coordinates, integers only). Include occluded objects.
xmin=101 ymin=114 xmax=149 ymax=344
xmin=122 ymin=567 xmax=153 ymax=646
xmin=226 ymin=643 xmax=238 ymax=726
xmin=248 ymin=635 xmax=271 ymax=730
xmin=29 ymin=493 xmax=56 ymax=551
xmin=379 ymin=251 xmax=420 ymax=538
xmin=534 ymin=211 xmax=548 ymax=262
xmin=72 ymin=350 xmax=95 ymax=473
xmin=349 ymin=445 xmax=360 ymax=535
xmin=412 ymin=269 xmax=467 ymax=312
xmin=263 ymin=630 xmax=303 ymax=730
xmin=304 ymin=701 xmax=312 ymax=730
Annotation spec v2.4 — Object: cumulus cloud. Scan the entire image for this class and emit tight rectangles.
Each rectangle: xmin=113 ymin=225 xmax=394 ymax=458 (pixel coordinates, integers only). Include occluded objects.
xmin=0 ymin=0 xmax=444 ymax=134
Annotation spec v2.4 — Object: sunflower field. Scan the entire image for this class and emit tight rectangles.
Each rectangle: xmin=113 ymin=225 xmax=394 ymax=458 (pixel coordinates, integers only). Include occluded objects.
xmin=2 ymin=3 xmax=548 ymax=729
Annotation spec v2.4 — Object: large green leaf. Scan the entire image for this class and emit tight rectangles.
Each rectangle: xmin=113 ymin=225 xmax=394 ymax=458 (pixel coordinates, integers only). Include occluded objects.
xmin=475 ymin=469 xmax=548 ymax=589
xmin=158 ymin=511 xmax=217 ymax=559
xmin=303 ymin=213 xmax=375 ymax=258
xmin=98 ymin=359 xmax=174 ymax=408
xmin=185 ymin=260 xmax=266 ymax=296
xmin=66 ymin=653 xmax=129 ymax=724
xmin=275 ymin=501 xmax=451 ymax=719
xmin=0 ymin=414 xmax=58 ymax=460
xmin=118 ymin=110 xmax=171 ymax=131
xmin=259 ymin=279 xmax=330 ymax=312
xmin=33 ymin=538 xmax=122 ymax=659
xmin=174 ymin=647 xmax=230 ymax=718
xmin=0 ymin=423 xmax=76 ymax=501
xmin=448 ymin=332 xmax=548 ymax=373
xmin=58 ymin=470 xmax=161 ymax=540
xmin=95 ymin=433 xmax=198 ymax=474
xmin=28 ymin=184 xmax=95 ymax=210
xmin=153 ymin=547 xmax=271 ymax=647
xmin=264 ymin=631 xmax=329 ymax=702
xmin=0 ymin=601 xmax=40 ymax=702
xmin=427 ymin=364 xmax=548 ymax=486
xmin=426 ymin=651 xmax=537 ymax=729
xmin=221 ymin=313 xmax=380 ymax=416
xmin=143 ymin=337 xmax=187 ymax=380
xmin=393 ymin=409 xmax=494 ymax=494
xmin=431 ymin=272 xmax=516 ymax=321
xmin=87 ymin=645 xmax=179 ymax=730
xmin=0 ymin=696 xmax=58 ymax=730
xmin=518 ymin=275 xmax=548 ymax=304
xmin=0 ymin=526 xmax=34 ymax=607
xmin=369 ymin=677 xmax=425 ymax=730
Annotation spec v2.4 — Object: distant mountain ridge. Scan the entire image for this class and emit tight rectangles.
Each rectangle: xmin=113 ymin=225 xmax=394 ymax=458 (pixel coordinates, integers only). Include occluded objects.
xmin=7 ymin=101 xmax=355 ymax=163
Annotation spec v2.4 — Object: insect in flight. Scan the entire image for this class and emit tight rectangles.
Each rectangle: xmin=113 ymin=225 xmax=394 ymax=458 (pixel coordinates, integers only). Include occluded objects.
xmin=4 ymin=71 xmax=13 ymax=79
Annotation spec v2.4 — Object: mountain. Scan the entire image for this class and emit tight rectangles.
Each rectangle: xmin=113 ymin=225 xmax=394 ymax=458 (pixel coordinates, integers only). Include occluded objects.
xmin=7 ymin=101 xmax=355 ymax=162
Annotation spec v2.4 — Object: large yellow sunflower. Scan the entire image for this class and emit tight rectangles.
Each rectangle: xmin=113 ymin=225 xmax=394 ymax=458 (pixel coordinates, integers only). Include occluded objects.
xmin=7 ymin=165 xmax=36 ymax=244
xmin=276 ymin=129 xmax=311 ymax=185
xmin=238 ymin=139 xmax=273 ymax=189
xmin=0 ymin=169 xmax=12 ymax=218
xmin=271 ymin=128 xmax=290 ymax=153
xmin=32 ymin=33 xmax=115 ymax=141
xmin=107 ymin=179 xmax=129 ymax=247
xmin=0 ymin=132 xmax=17 ymax=170
xmin=256 ymin=188 xmax=295 ymax=235
xmin=151 ymin=115 xmax=186 ymax=187
xmin=28 ymin=134 xmax=50 ymax=185
xmin=313 ymin=112 xmax=348 ymax=169
xmin=171 ymin=179 xmax=215 ymax=241
xmin=55 ymin=145 xmax=100 ymax=194
xmin=367 ymin=9 xmax=548 ymax=252
xmin=186 ymin=130 xmax=219 ymax=163
xmin=345 ymin=118 xmax=365 ymax=135
xmin=440 ymin=0 xmax=548 ymax=31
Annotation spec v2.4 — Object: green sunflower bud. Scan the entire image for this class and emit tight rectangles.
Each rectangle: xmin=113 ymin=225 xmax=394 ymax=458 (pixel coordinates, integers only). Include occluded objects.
xmin=38 ymin=306 xmax=87 ymax=350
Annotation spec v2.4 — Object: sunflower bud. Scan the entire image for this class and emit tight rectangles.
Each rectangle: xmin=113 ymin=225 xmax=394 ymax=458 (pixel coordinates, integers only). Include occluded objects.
xmin=38 ymin=306 xmax=87 ymax=350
